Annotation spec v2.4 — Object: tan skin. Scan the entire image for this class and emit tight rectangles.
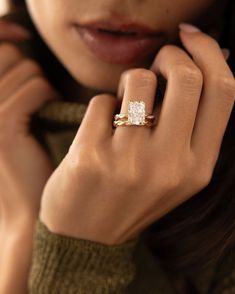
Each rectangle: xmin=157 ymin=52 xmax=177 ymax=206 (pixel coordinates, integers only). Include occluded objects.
xmin=0 ymin=0 xmax=235 ymax=293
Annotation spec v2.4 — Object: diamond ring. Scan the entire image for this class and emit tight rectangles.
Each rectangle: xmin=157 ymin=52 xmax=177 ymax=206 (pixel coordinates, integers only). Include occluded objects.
xmin=113 ymin=101 xmax=155 ymax=128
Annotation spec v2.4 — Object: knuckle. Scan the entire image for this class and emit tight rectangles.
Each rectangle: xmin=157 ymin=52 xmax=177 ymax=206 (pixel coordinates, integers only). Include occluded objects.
xmin=126 ymin=68 xmax=157 ymax=86
xmin=171 ymin=64 xmax=203 ymax=86
xmin=89 ymin=94 xmax=114 ymax=107
xmin=166 ymin=173 xmax=182 ymax=190
xmin=160 ymin=163 xmax=183 ymax=191
xmin=126 ymin=167 xmax=141 ymax=187
xmin=116 ymin=166 xmax=140 ymax=188
xmin=192 ymin=161 xmax=214 ymax=188
xmin=213 ymin=75 xmax=235 ymax=99
xmin=0 ymin=42 xmax=23 ymax=59
xmin=160 ymin=176 xmax=181 ymax=193
xmin=194 ymin=170 xmax=213 ymax=188
xmin=28 ymin=76 xmax=51 ymax=92
xmin=156 ymin=45 xmax=203 ymax=87
xmin=158 ymin=44 xmax=177 ymax=57
xmin=113 ymin=155 xmax=142 ymax=188
xmin=67 ymin=144 xmax=101 ymax=177
xmin=88 ymin=95 xmax=100 ymax=107
xmin=20 ymin=58 xmax=43 ymax=75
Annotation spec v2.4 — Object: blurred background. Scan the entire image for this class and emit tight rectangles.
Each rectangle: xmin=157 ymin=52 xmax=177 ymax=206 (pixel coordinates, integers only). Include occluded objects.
xmin=0 ymin=0 xmax=8 ymax=15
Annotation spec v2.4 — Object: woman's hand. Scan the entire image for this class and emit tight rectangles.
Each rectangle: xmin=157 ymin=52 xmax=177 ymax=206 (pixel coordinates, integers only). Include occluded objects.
xmin=0 ymin=41 xmax=61 ymax=293
xmin=0 ymin=20 xmax=51 ymax=227
xmin=0 ymin=19 xmax=31 ymax=41
xmin=0 ymin=42 xmax=60 ymax=228
xmin=40 ymin=28 xmax=235 ymax=245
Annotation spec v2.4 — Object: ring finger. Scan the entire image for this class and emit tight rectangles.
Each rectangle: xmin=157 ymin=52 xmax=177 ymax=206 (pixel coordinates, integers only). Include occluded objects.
xmin=114 ymin=68 xmax=157 ymax=142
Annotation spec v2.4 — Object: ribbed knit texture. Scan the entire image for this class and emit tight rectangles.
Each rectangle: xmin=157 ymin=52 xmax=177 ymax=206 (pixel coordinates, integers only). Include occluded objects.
xmin=2 ymin=11 xmax=235 ymax=294
xmin=29 ymin=221 xmax=138 ymax=293
xmin=35 ymin=101 xmax=87 ymax=127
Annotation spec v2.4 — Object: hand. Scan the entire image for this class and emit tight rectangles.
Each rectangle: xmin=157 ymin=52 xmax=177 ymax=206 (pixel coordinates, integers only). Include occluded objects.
xmin=0 ymin=42 xmax=60 ymax=229
xmin=0 ymin=41 xmax=61 ymax=293
xmin=40 ymin=29 xmax=235 ymax=245
xmin=0 ymin=19 xmax=49 ymax=221
xmin=0 ymin=19 xmax=31 ymax=41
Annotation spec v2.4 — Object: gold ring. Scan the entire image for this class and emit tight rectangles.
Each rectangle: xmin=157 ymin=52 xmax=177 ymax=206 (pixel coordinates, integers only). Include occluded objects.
xmin=113 ymin=100 xmax=155 ymax=128
xmin=114 ymin=114 xmax=155 ymax=120
xmin=113 ymin=120 xmax=154 ymax=127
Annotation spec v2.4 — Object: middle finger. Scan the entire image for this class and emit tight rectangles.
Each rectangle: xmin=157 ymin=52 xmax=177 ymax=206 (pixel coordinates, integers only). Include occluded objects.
xmin=150 ymin=45 xmax=203 ymax=150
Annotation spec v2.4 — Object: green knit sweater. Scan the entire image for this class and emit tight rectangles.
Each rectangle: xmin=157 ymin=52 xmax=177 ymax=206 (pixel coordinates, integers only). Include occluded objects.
xmin=25 ymin=101 xmax=234 ymax=294
xmin=1 ymin=9 xmax=235 ymax=294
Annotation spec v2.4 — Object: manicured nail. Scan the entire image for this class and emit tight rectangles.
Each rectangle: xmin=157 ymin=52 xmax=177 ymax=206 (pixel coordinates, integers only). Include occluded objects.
xmin=221 ymin=48 xmax=230 ymax=61
xmin=179 ymin=23 xmax=201 ymax=33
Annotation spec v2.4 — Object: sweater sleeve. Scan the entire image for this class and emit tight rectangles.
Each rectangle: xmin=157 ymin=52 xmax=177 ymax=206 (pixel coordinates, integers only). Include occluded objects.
xmin=207 ymin=245 xmax=235 ymax=294
xmin=28 ymin=220 xmax=138 ymax=294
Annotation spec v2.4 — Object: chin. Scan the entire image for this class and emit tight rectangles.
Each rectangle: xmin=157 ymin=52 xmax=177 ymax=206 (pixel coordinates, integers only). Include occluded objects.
xmin=68 ymin=59 xmax=154 ymax=93
xmin=53 ymin=39 xmax=155 ymax=92
xmin=65 ymin=61 xmax=125 ymax=92
xmin=74 ymin=70 xmax=120 ymax=92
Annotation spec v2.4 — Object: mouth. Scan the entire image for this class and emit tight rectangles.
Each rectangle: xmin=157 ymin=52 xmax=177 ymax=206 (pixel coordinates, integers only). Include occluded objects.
xmin=73 ymin=18 xmax=165 ymax=64
xmin=97 ymin=28 xmax=138 ymax=36
xmin=78 ymin=18 xmax=163 ymax=36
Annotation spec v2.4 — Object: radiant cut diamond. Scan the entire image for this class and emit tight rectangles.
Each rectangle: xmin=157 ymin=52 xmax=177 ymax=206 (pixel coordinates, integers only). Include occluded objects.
xmin=128 ymin=101 xmax=146 ymax=125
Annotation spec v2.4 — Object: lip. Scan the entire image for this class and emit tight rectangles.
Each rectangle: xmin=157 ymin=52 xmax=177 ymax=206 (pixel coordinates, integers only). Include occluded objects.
xmin=77 ymin=18 xmax=161 ymax=36
xmin=73 ymin=18 xmax=165 ymax=64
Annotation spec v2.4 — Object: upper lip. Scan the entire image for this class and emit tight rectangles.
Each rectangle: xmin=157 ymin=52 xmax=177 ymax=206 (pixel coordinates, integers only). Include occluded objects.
xmin=75 ymin=17 xmax=162 ymax=36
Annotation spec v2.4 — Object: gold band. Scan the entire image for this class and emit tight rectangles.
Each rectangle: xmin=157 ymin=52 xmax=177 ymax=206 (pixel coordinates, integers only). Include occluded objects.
xmin=114 ymin=114 xmax=155 ymax=120
xmin=113 ymin=119 xmax=154 ymax=127
xmin=113 ymin=100 xmax=156 ymax=128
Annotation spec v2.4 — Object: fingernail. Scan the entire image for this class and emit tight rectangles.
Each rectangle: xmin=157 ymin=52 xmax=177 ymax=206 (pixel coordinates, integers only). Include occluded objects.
xmin=179 ymin=23 xmax=201 ymax=33
xmin=9 ymin=23 xmax=32 ymax=39
xmin=221 ymin=48 xmax=230 ymax=61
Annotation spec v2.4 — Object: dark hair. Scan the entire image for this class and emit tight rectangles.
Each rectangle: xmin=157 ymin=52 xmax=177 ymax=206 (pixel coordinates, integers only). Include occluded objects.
xmin=6 ymin=0 xmax=235 ymax=283
xmin=8 ymin=0 xmax=24 ymax=6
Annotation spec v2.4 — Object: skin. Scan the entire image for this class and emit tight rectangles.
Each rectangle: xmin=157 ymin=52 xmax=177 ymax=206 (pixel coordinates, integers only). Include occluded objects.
xmin=0 ymin=42 xmax=61 ymax=293
xmin=25 ymin=0 xmax=226 ymax=95
xmin=0 ymin=0 xmax=234 ymax=293
xmin=0 ymin=19 xmax=31 ymax=40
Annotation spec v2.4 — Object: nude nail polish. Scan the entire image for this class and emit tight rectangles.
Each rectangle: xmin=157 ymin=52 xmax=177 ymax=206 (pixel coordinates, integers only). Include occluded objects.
xmin=179 ymin=23 xmax=201 ymax=33
xmin=221 ymin=48 xmax=230 ymax=61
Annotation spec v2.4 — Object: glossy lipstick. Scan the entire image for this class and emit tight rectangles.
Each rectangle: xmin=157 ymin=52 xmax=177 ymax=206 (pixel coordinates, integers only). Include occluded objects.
xmin=73 ymin=19 xmax=165 ymax=64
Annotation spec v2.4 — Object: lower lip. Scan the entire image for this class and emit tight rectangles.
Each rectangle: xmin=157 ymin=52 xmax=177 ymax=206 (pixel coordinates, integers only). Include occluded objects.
xmin=74 ymin=26 xmax=165 ymax=65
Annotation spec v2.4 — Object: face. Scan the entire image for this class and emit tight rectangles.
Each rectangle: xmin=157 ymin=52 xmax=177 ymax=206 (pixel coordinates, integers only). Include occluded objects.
xmin=25 ymin=0 xmax=221 ymax=93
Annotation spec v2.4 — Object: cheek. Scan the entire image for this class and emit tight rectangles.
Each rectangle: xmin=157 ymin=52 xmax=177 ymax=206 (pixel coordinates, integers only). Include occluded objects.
xmin=25 ymin=1 xmax=71 ymax=63
xmin=144 ymin=0 xmax=213 ymax=38
xmin=174 ymin=0 xmax=214 ymax=19
xmin=25 ymin=1 xmax=66 ymax=36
